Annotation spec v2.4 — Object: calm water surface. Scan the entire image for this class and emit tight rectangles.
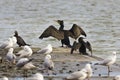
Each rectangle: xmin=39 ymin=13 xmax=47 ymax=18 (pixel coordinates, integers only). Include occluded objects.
xmin=0 ymin=0 xmax=120 ymax=60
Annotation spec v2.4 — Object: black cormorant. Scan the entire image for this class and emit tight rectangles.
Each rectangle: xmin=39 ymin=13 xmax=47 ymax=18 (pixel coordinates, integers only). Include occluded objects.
xmin=56 ymin=20 xmax=71 ymax=47
xmin=70 ymin=37 xmax=92 ymax=56
xmin=14 ymin=31 xmax=30 ymax=47
xmin=39 ymin=20 xmax=87 ymax=47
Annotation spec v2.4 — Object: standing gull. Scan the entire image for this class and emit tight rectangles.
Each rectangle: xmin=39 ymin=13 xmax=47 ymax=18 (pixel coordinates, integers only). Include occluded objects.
xmin=43 ymin=54 xmax=54 ymax=75
xmin=95 ymin=51 xmax=117 ymax=76
xmin=37 ymin=44 xmax=52 ymax=54
xmin=14 ymin=31 xmax=30 ymax=47
xmin=66 ymin=69 xmax=88 ymax=80
xmin=11 ymin=36 xmax=17 ymax=45
xmin=66 ymin=63 xmax=92 ymax=80
xmin=0 ymin=38 xmax=13 ymax=49
xmin=84 ymin=63 xmax=92 ymax=80
xmin=16 ymin=58 xmax=36 ymax=76
xmin=6 ymin=48 xmax=16 ymax=65
xmin=16 ymin=45 xmax=33 ymax=58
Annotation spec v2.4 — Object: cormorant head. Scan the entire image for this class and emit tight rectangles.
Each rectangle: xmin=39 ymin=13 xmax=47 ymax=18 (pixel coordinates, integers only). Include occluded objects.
xmin=14 ymin=30 xmax=18 ymax=37
xmin=56 ymin=20 xmax=64 ymax=25
xmin=78 ymin=37 xmax=85 ymax=42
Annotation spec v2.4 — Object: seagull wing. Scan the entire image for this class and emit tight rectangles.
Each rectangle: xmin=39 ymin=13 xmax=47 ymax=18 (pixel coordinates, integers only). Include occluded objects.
xmin=69 ymin=24 xmax=87 ymax=39
xmin=70 ymin=41 xmax=81 ymax=54
xmin=44 ymin=59 xmax=54 ymax=70
xmin=39 ymin=25 xmax=64 ymax=40
xmin=98 ymin=56 xmax=113 ymax=65
xmin=67 ymin=71 xmax=86 ymax=79
xmin=37 ymin=48 xmax=48 ymax=54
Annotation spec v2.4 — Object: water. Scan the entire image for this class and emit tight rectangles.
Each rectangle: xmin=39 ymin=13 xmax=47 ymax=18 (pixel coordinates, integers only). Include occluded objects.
xmin=0 ymin=0 xmax=120 ymax=60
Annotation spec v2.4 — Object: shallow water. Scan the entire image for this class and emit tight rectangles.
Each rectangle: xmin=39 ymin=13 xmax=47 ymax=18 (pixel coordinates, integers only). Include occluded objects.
xmin=0 ymin=0 xmax=120 ymax=60
xmin=0 ymin=0 xmax=120 ymax=63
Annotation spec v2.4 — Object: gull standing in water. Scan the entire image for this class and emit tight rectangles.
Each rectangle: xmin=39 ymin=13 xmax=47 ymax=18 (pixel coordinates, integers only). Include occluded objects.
xmin=6 ymin=48 xmax=16 ymax=66
xmin=16 ymin=45 xmax=33 ymax=58
xmin=66 ymin=63 xmax=92 ymax=80
xmin=37 ymin=44 xmax=52 ymax=54
xmin=16 ymin=58 xmax=36 ymax=77
xmin=43 ymin=54 xmax=54 ymax=75
xmin=95 ymin=51 xmax=117 ymax=76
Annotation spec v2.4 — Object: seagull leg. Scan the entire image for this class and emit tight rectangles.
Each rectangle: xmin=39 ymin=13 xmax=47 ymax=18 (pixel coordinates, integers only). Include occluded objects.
xmin=108 ymin=66 xmax=110 ymax=77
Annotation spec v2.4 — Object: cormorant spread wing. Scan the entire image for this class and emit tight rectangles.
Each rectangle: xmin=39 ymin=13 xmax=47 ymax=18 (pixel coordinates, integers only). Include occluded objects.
xmin=69 ymin=24 xmax=87 ymax=39
xmin=39 ymin=25 xmax=64 ymax=40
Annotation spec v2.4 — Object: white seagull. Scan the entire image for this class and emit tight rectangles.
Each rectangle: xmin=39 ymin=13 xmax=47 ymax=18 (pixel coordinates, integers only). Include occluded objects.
xmin=66 ymin=63 xmax=92 ymax=80
xmin=66 ymin=68 xmax=88 ymax=80
xmin=0 ymin=38 xmax=13 ymax=49
xmin=37 ymin=44 xmax=52 ymax=54
xmin=84 ymin=63 xmax=92 ymax=80
xmin=16 ymin=45 xmax=33 ymax=58
xmin=16 ymin=58 xmax=36 ymax=76
xmin=30 ymin=73 xmax=44 ymax=80
xmin=6 ymin=48 xmax=16 ymax=64
xmin=11 ymin=36 xmax=17 ymax=45
xmin=95 ymin=51 xmax=117 ymax=75
xmin=113 ymin=75 xmax=120 ymax=80
xmin=43 ymin=54 xmax=54 ymax=74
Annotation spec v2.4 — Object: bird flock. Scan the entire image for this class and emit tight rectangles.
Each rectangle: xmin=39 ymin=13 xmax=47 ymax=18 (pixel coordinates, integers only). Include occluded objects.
xmin=0 ymin=20 xmax=119 ymax=80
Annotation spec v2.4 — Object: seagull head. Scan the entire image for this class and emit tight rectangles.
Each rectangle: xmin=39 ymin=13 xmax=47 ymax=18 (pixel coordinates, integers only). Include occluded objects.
xmin=85 ymin=63 xmax=91 ymax=69
xmin=112 ymin=51 xmax=116 ymax=55
xmin=45 ymin=54 xmax=51 ymax=60
xmin=8 ymin=48 xmax=14 ymax=52
xmin=48 ymin=44 xmax=52 ymax=47
xmin=2 ymin=76 xmax=8 ymax=80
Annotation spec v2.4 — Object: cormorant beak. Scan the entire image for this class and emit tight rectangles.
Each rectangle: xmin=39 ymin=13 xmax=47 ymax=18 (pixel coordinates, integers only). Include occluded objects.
xmin=54 ymin=20 xmax=59 ymax=24
xmin=81 ymin=37 xmax=86 ymax=39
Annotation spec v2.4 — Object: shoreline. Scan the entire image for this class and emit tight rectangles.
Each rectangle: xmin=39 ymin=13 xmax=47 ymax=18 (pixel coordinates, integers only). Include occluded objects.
xmin=0 ymin=47 xmax=119 ymax=80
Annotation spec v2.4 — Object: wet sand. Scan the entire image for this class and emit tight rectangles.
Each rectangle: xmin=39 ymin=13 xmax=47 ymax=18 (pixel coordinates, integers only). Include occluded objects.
xmin=0 ymin=47 xmax=120 ymax=80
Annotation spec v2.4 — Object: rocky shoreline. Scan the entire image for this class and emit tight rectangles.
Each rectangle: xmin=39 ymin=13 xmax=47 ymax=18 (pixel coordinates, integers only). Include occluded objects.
xmin=0 ymin=47 xmax=120 ymax=80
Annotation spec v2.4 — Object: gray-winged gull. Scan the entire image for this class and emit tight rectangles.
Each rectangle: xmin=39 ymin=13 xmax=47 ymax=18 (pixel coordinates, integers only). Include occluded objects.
xmin=95 ymin=51 xmax=117 ymax=76
xmin=16 ymin=58 xmax=36 ymax=76
xmin=66 ymin=63 xmax=92 ymax=80
xmin=66 ymin=68 xmax=88 ymax=80
xmin=43 ymin=54 xmax=54 ymax=75
xmin=37 ymin=44 xmax=52 ymax=54
xmin=6 ymin=48 xmax=16 ymax=65
xmin=11 ymin=36 xmax=17 ymax=45
xmin=16 ymin=45 xmax=33 ymax=58
xmin=0 ymin=38 xmax=13 ymax=49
